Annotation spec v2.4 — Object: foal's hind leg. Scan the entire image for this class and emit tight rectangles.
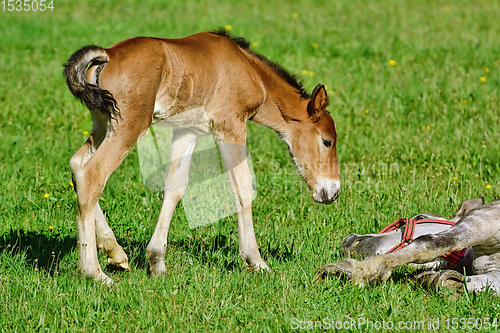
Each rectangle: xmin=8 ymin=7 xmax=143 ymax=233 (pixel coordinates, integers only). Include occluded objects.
xmin=147 ymin=129 xmax=198 ymax=276
xmin=69 ymin=124 xmax=128 ymax=271
xmin=317 ymin=201 xmax=500 ymax=286
xmin=74 ymin=120 xmax=150 ymax=283
xmin=95 ymin=203 xmax=129 ymax=270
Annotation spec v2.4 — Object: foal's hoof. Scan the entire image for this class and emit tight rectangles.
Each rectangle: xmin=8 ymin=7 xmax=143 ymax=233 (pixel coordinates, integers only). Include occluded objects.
xmin=416 ymin=270 xmax=464 ymax=293
xmin=93 ymin=272 xmax=114 ymax=285
xmin=149 ymin=265 xmax=167 ymax=277
xmin=247 ymin=261 xmax=270 ymax=272
xmin=106 ymin=259 xmax=130 ymax=272
xmin=314 ymin=259 xmax=357 ymax=285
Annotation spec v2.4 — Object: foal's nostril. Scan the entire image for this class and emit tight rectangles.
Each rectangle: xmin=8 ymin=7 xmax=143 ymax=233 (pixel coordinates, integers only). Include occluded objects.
xmin=320 ymin=188 xmax=328 ymax=202
xmin=331 ymin=189 xmax=340 ymax=202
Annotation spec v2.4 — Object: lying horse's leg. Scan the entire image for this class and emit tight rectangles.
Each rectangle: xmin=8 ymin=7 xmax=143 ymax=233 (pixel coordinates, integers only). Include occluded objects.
xmin=147 ymin=129 xmax=198 ymax=276
xmin=417 ymin=253 xmax=500 ymax=295
xmin=466 ymin=253 xmax=500 ymax=294
xmin=415 ymin=270 xmax=466 ymax=292
xmin=69 ymin=126 xmax=129 ymax=272
xmin=317 ymin=200 xmax=500 ymax=287
xmin=465 ymin=272 xmax=500 ymax=294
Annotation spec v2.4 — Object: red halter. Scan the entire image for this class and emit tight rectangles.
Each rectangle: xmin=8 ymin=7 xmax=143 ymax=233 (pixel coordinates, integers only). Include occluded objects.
xmin=379 ymin=217 xmax=466 ymax=268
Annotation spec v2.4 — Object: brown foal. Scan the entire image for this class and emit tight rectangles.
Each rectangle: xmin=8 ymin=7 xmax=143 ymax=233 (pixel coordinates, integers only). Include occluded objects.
xmin=64 ymin=30 xmax=340 ymax=283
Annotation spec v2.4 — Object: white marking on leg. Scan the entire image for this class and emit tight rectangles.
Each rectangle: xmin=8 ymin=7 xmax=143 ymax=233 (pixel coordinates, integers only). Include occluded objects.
xmin=147 ymin=130 xmax=198 ymax=275
xmin=219 ymin=143 xmax=268 ymax=270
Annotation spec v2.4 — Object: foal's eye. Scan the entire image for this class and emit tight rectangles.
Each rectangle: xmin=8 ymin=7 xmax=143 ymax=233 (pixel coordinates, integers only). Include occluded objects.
xmin=322 ymin=139 xmax=332 ymax=148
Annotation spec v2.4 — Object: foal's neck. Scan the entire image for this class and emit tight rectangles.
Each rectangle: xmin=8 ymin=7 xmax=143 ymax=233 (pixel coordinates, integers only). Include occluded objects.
xmin=249 ymin=64 xmax=309 ymax=134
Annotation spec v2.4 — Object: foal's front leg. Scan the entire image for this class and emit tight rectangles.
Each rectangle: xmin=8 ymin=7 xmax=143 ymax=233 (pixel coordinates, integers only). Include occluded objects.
xmin=218 ymin=142 xmax=269 ymax=271
xmin=147 ymin=129 xmax=198 ymax=276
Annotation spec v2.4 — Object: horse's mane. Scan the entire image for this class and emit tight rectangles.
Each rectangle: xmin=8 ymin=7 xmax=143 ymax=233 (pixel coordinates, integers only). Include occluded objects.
xmin=210 ymin=28 xmax=310 ymax=99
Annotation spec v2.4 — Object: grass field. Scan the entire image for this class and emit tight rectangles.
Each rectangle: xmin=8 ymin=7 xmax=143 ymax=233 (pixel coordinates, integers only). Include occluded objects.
xmin=1 ymin=0 xmax=500 ymax=331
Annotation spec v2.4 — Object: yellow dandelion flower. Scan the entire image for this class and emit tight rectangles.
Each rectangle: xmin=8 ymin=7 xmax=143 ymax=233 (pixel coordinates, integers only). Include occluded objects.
xmin=292 ymin=13 xmax=298 ymax=19
xmin=44 ymin=193 xmax=50 ymax=198
xmin=308 ymin=71 xmax=314 ymax=77
xmin=301 ymin=70 xmax=308 ymax=75
xmin=485 ymin=67 xmax=491 ymax=73
xmin=70 ymin=181 xmax=74 ymax=187
xmin=328 ymin=90 xmax=334 ymax=95
xmin=364 ymin=109 xmax=368 ymax=114
xmin=389 ymin=59 xmax=396 ymax=66
xmin=252 ymin=42 xmax=258 ymax=48
xmin=225 ymin=25 xmax=232 ymax=31
xmin=312 ymin=43 xmax=319 ymax=49
xmin=445 ymin=6 xmax=451 ymax=12
xmin=49 ymin=226 xmax=54 ymax=231
xmin=463 ymin=99 xmax=467 ymax=104
xmin=486 ymin=184 xmax=492 ymax=189
xmin=75 ymin=194 xmax=77 ymax=199
xmin=83 ymin=131 xmax=89 ymax=135
xmin=480 ymin=77 xmax=486 ymax=82
xmin=450 ymin=177 xmax=458 ymax=181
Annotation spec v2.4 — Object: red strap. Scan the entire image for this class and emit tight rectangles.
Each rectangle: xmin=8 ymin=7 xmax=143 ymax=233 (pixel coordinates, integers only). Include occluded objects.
xmin=380 ymin=217 xmax=467 ymax=266
xmin=443 ymin=248 xmax=468 ymax=269
xmin=379 ymin=218 xmax=455 ymax=234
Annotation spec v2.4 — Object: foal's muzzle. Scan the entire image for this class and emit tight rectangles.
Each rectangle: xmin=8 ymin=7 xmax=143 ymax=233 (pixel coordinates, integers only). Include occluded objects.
xmin=313 ymin=180 xmax=341 ymax=205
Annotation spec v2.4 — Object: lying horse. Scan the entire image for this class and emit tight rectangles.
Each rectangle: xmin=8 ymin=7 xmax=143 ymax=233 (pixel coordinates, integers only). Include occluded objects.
xmin=64 ymin=29 xmax=341 ymax=284
xmin=316 ymin=197 xmax=500 ymax=295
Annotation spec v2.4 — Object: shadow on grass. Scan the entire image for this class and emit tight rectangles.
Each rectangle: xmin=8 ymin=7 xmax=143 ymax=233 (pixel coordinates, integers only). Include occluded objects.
xmin=0 ymin=227 xmax=296 ymax=275
xmin=0 ymin=228 xmax=76 ymax=274
xmin=168 ymin=233 xmax=241 ymax=271
xmin=390 ymin=267 xmax=421 ymax=285
xmin=126 ymin=233 xmax=296 ymax=272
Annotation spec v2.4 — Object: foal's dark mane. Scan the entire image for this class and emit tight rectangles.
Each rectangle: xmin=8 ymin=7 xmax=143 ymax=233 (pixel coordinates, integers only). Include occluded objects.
xmin=210 ymin=28 xmax=310 ymax=99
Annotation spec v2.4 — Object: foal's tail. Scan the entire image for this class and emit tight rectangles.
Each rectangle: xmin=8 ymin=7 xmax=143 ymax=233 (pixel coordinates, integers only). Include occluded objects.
xmin=63 ymin=45 xmax=119 ymax=121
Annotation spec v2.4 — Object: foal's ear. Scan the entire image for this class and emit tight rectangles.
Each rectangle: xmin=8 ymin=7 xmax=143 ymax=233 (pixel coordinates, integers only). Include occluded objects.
xmin=307 ymin=84 xmax=328 ymax=121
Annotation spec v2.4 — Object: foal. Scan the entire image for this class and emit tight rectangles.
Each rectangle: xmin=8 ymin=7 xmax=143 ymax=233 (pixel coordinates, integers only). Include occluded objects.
xmin=64 ymin=30 xmax=340 ymax=284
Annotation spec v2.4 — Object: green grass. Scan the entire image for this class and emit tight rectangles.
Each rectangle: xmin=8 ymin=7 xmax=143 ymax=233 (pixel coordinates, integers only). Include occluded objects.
xmin=1 ymin=0 xmax=500 ymax=331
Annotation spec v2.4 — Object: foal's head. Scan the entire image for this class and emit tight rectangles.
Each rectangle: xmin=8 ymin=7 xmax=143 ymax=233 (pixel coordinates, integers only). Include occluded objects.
xmin=287 ymin=84 xmax=340 ymax=204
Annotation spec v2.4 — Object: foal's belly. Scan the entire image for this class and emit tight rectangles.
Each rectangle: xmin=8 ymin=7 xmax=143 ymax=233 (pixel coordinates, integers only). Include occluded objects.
xmin=152 ymin=100 xmax=212 ymax=136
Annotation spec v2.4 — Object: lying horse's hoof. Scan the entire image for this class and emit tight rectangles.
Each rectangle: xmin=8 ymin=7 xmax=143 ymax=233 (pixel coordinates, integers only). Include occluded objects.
xmin=415 ymin=270 xmax=464 ymax=293
xmin=314 ymin=258 xmax=357 ymax=285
